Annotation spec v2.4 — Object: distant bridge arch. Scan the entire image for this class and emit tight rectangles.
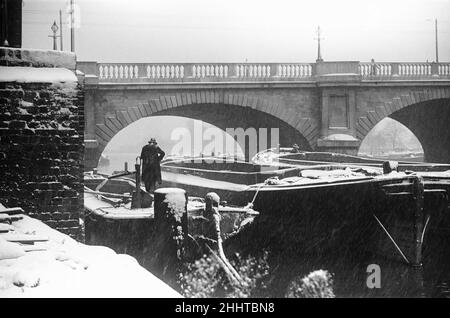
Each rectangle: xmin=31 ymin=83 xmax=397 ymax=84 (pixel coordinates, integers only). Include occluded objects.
xmin=356 ymin=89 xmax=450 ymax=163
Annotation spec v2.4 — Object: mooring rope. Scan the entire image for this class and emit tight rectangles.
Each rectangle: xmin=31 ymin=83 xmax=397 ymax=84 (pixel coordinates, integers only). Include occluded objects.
xmin=249 ymin=178 xmax=274 ymax=207
xmin=205 ymin=243 xmax=245 ymax=287
xmin=373 ymin=214 xmax=410 ymax=264
xmin=421 ymin=215 xmax=431 ymax=244
xmin=94 ymin=178 xmax=109 ymax=193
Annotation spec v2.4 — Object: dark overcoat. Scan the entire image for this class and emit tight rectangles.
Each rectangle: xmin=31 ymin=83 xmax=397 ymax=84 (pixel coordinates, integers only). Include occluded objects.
xmin=140 ymin=143 xmax=165 ymax=190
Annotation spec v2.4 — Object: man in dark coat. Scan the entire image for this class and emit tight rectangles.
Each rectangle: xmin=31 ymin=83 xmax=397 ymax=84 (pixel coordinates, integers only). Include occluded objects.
xmin=140 ymin=138 xmax=165 ymax=192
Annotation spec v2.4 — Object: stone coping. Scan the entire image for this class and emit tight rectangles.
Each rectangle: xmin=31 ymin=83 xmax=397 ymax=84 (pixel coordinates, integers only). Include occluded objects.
xmin=0 ymin=47 xmax=76 ymax=70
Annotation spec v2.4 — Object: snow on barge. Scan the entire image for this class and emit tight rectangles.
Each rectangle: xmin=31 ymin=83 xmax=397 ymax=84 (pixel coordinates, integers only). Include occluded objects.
xmin=160 ymin=155 xmax=303 ymax=205
xmin=253 ymin=147 xmax=450 ymax=172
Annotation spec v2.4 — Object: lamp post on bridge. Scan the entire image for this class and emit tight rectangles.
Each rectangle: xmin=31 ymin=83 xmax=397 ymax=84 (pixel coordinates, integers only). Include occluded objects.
xmin=315 ymin=26 xmax=324 ymax=62
xmin=434 ymin=18 xmax=438 ymax=63
xmin=426 ymin=18 xmax=439 ymax=63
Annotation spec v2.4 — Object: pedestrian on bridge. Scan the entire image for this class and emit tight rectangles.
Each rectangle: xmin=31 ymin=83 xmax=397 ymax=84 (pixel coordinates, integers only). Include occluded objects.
xmin=370 ymin=58 xmax=379 ymax=76
xmin=140 ymin=138 xmax=165 ymax=192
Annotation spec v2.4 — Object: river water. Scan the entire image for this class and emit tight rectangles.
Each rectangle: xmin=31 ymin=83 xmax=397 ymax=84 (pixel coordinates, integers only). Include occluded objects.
xmin=97 ymin=152 xmax=138 ymax=175
xmin=276 ymin=248 xmax=450 ymax=298
xmin=249 ymin=215 xmax=450 ymax=298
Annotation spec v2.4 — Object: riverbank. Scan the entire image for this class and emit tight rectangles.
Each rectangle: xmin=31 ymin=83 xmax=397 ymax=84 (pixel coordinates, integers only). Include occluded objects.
xmin=0 ymin=204 xmax=181 ymax=298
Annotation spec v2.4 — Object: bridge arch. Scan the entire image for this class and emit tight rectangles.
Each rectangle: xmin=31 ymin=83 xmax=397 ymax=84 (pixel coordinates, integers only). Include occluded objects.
xmin=357 ymin=117 xmax=424 ymax=160
xmin=90 ymin=91 xmax=319 ymax=169
xmin=356 ymin=88 xmax=450 ymax=163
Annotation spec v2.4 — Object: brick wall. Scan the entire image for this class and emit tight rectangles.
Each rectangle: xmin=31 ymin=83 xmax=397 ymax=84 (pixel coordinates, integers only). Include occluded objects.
xmin=0 ymin=47 xmax=84 ymax=239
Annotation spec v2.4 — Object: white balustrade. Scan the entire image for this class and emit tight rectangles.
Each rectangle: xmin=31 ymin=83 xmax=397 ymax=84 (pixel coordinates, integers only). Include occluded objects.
xmin=98 ymin=64 xmax=140 ymax=80
xmin=95 ymin=62 xmax=450 ymax=82
xmin=398 ymin=63 xmax=431 ymax=76
xmin=235 ymin=64 xmax=271 ymax=78
xmin=439 ymin=64 xmax=450 ymax=76
xmin=277 ymin=64 xmax=312 ymax=78
xmin=191 ymin=64 xmax=229 ymax=79
xmin=359 ymin=63 xmax=392 ymax=77
xmin=359 ymin=62 xmax=450 ymax=78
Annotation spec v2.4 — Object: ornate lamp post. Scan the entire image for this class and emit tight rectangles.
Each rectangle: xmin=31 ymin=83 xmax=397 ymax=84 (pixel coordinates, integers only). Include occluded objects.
xmin=49 ymin=20 xmax=60 ymax=50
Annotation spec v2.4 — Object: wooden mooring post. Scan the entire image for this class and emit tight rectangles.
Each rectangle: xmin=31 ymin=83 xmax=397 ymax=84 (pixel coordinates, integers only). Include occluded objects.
xmin=153 ymin=188 xmax=188 ymax=285
xmin=412 ymin=176 xmax=425 ymax=267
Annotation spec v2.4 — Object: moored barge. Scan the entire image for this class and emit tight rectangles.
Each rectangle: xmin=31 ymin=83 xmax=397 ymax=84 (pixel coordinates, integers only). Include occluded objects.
xmin=85 ymin=151 xmax=450 ymax=268
xmin=160 ymin=152 xmax=450 ymax=266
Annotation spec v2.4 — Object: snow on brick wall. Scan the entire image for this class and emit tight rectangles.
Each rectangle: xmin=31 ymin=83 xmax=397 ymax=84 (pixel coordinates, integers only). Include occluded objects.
xmin=0 ymin=73 xmax=84 ymax=239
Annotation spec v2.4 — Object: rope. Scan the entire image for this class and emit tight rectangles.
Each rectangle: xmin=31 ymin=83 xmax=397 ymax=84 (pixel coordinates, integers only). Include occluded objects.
xmin=187 ymin=233 xmax=201 ymax=247
xmin=373 ymin=214 xmax=410 ymax=264
xmin=249 ymin=179 xmax=270 ymax=206
xmin=421 ymin=215 xmax=431 ymax=244
xmin=248 ymin=175 xmax=286 ymax=207
xmin=205 ymin=243 xmax=244 ymax=287
xmin=84 ymin=187 xmax=132 ymax=198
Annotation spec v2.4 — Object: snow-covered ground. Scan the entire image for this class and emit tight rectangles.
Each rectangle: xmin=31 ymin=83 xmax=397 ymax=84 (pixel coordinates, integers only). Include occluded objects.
xmin=0 ymin=212 xmax=181 ymax=298
xmin=0 ymin=66 xmax=77 ymax=84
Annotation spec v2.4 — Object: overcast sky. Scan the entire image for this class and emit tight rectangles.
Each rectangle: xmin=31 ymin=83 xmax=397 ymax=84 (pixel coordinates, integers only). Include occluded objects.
xmin=22 ymin=0 xmax=450 ymax=63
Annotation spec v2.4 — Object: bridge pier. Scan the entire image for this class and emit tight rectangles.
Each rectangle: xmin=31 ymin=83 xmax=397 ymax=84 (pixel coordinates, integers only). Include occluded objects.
xmin=316 ymin=65 xmax=361 ymax=155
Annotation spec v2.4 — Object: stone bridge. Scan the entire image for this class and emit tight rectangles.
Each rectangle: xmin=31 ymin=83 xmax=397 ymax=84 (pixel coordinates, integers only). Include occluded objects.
xmin=77 ymin=61 xmax=450 ymax=170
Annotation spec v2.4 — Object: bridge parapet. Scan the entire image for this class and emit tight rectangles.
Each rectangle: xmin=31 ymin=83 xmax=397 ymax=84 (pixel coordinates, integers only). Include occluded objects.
xmin=359 ymin=62 xmax=450 ymax=79
xmin=78 ymin=62 xmax=314 ymax=83
xmin=77 ymin=61 xmax=450 ymax=84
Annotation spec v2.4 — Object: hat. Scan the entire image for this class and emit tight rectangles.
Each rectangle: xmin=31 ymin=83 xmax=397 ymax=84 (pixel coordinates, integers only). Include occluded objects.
xmin=149 ymin=138 xmax=157 ymax=144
